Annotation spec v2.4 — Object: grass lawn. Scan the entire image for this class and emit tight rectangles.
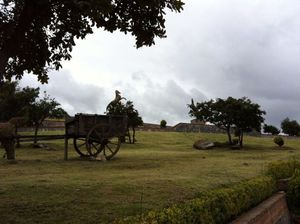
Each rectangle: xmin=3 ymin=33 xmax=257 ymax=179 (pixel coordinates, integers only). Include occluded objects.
xmin=0 ymin=131 xmax=300 ymax=223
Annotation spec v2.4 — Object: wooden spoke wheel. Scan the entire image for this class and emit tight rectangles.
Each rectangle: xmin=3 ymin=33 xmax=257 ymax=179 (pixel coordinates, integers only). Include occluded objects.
xmin=86 ymin=124 xmax=110 ymax=157
xmin=86 ymin=124 xmax=122 ymax=159
xmin=73 ymin=137 xmax=90 ymax=157
xmin=102 ymin=136 xmax=121 ymax=160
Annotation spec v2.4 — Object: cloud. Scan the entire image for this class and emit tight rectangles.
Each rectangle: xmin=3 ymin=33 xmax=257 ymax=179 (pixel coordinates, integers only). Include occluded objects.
xmin=18 ymin=0 xmax=300 ymax=127
xmin=20 ymin=71 xmax=108 ymax=116
xmin=113 ymin=72 xmax=208 ymax=125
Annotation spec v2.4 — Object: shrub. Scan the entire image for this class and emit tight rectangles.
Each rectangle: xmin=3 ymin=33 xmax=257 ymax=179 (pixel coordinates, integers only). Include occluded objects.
xmin=266 ymin=160 xmax=300 ymax=180
xmin=116 ymin=176 xmax=276 ymax=224
xmin=273 ymin=136 xmax=284 ymax=147
xmin=287 ymin=169 xmax=300 ymax=211
xmin=160 ymin=120 xmax=167 ymax=128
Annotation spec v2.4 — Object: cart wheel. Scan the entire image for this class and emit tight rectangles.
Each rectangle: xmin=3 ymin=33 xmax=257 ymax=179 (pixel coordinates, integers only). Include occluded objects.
xmin=103 ymin=136 xmax=121 ymax=160
xmin=86 ymin=124 xmax=110 ymax=157
xmin=73 ymin=137 xmax=90 ymax=157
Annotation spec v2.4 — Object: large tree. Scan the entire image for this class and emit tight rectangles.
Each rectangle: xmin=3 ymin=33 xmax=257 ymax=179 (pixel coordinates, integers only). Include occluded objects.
xmin=0 ymin=0 xmax=184 ymax=83
xmin=188 ymin=97 xmax=265 ymax=148
xmin=281 ymin=117 xmax=300 ymax=136
xmin=0 ymin=81 xmax=39 ymax=122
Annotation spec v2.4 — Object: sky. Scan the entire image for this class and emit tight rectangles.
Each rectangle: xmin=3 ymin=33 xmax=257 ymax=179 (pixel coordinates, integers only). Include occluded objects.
xmin=20 ymin=0 xmax=300 ymax=127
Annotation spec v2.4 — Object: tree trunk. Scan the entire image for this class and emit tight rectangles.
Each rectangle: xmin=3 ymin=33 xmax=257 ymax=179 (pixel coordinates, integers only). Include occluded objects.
xmin=2 ymin=139 xmax=15 ymax=160
xmin=132 ymin=127 xmax=136 ymax=144
xmin=127 ymin=128 xmax=132 ymax=144
xmin=226 ymin=127 xmax=232 ymax=144
xmin=33 ymin=123 xmax=39 ymax=144
xmin=239 ymin=131 xmax=244 ymax=148
xmin=0 ymin=51 xmax=9 ymax=82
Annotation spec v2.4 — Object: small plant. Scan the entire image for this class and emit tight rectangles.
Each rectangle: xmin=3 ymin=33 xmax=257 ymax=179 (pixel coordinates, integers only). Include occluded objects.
xmin=273 ymin=136 xmax=284 ymax=147
xmin=160 ymin=120 xmax=167 ymax=128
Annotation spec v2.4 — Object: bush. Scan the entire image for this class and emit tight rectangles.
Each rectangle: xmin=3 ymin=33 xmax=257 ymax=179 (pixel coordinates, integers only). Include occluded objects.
xmin=116 ymin=176 xmax=276 ymax=224
xmin=287 ymin=169 xmax=300 ymax=211
xmin=273 ymin=136 xmax=284 ymax=147
xmin=266 ymin=160 xmax=300 ymax=180
xmin=160 ymin=120 xmax=167 ymax=128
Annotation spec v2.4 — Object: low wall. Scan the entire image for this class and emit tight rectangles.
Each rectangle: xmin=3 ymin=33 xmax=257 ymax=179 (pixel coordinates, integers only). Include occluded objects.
xmin=231 ymin=191 xmax=291 ymax=224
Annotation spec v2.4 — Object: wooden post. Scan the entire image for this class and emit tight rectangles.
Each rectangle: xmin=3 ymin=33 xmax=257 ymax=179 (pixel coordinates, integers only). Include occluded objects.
xmin=64 ymin=136 xmax=68 ymax=160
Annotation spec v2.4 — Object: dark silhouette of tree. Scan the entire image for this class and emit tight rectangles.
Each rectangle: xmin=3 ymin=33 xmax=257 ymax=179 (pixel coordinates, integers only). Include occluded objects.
xmin=106 ymin=100 xmax=143 ymax=144
xmin=0 ymin=0 xmax=184 ymax=83
xmin=27 ymin=92 xmax=67 ymax=144
xmin=188 ymin=97 xmax=265 ymax=148
xmin=263 ymin=124 xmax=280 ymax=135
xmin=160 ymin=120 xmax=167 ymax=128
xmin=281 ymin=117 xmax=300 ymax=136
xmin=0 ymin=81 xmax=39 ymax=122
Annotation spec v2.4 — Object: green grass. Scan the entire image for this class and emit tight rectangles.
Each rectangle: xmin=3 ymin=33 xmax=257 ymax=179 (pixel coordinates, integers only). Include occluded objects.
xmin=1 ymin=131 xmax=300 ymax=223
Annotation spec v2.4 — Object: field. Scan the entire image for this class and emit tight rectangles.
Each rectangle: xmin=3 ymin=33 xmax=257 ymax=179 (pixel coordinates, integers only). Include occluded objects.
xmin=0 ymin=131 xmax=300 ymax=223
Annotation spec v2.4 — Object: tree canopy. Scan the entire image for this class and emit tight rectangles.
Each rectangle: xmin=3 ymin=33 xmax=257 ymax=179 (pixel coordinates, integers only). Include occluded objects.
xmin=188 ymin=97 xmax=265 ymax=147
xmin=263 ymin=124 xmax=280 ymax=135
xmin=106 ymin=100 xmax=143 ymax=143
xmin=27 ymin=92 xmax=67 ymax=144
xmin=0 ymin=0 xmax=184 ymax=83
xmin=281 ymin=117 xmax=300 ymax=136
xmin=0 ymin=81 xmax=39 ymax=122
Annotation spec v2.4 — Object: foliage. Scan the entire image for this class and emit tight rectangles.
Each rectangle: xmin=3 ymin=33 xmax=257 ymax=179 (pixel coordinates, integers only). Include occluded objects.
xmin=106 ymin=100 xmax=143 ymax=143
xmin=188 ymin=97 xmax=265 ymax=147
xmin=287 ymin=169 xmax=300 ymax=211
xmin=27 ymin=92 xmax=67 ymax=143
xmin=281 ymin=117 xmax=300 ymax=136
xmin=273 ymin=136 xmax=284 ymax=147
xmin=160 ymin=120 xmax=167 ymax=128
xmin=0 ymin=0 xmax=184 ymax=83
xmin=263 ymin=124 xmax=280 ymax=135
xmin=0 ymin=81 xmax=39 ymax=122
xmin=266 ymin=160 xmax=300 ymax=180
xmin=117 ymin=176 xmax=276 ymax=224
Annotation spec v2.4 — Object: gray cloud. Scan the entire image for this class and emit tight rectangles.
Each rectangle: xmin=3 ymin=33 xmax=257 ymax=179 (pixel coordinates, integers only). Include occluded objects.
xmin=21 ymin=71 xmax=108 ymax=116
xmin=19 ymin=0 xmax=300 ymax=127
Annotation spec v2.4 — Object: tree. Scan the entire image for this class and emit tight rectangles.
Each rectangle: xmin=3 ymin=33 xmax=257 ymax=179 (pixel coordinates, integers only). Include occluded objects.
xmin=281 ymin=117 xmax=300 ymax=136
xmin=160 ymin=120 xmax=167 ymax=128
xmin=0 ymin=0 xmax=184 ymax=83
xmin=263 ymin=124 xmax=280 ymax=135
xmin=106 ymin=100 xmax=143 ymax=144
xmin=27 ymin=92 xmax=67 ymax=144
xmin=188 ymin=97 xmax=265 ymax=148
xmin=0 ymin=81 xmax=39 ymax=122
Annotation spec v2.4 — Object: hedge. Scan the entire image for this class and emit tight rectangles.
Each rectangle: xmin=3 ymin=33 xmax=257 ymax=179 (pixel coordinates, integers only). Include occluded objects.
xmin=115 ymin=176 xmax=276 ymax=224
xmin=266 ymin=160 xmax=300 ymax=180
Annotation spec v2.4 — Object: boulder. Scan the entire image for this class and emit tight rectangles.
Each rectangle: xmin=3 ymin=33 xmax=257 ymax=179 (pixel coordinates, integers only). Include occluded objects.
xmin=193 ymin=140 xmax=215 ymax=150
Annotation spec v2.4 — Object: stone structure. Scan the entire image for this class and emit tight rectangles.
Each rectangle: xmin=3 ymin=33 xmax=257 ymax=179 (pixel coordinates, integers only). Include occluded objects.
xmin=231 ymin=191 xmax=291 ymax=224
xmin=173 ymin=122 xmax=227 ymax=134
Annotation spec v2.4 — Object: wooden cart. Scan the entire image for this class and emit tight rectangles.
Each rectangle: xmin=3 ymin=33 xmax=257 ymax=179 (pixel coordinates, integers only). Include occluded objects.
xmin=64 ymin=113 xmax=127 ymax=160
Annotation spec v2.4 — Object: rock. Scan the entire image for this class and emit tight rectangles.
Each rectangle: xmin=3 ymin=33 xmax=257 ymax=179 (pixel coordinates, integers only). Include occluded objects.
xmin=193 ymin=140 xmax=215 ymax=150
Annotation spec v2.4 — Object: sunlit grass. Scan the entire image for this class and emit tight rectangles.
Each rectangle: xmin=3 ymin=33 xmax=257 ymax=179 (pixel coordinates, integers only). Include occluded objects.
xmin=0 ymin=131 xmax=299 ymax=223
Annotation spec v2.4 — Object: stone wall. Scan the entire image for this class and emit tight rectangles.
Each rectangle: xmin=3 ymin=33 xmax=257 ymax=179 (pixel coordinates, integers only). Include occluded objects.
xmin=231 ymin=191 xmax=291 ymax=224
xmin=173 ymin=123 xmax=226 ymax=133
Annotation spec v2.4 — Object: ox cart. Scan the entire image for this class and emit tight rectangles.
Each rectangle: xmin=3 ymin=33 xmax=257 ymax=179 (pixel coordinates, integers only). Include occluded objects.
xmin=64 ymin=114 xmax=127 ymax=160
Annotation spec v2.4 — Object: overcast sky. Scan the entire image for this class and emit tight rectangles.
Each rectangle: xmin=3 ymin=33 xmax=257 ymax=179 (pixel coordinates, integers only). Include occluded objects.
xmin=20 ymin=0 xmax=300 ymax=127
